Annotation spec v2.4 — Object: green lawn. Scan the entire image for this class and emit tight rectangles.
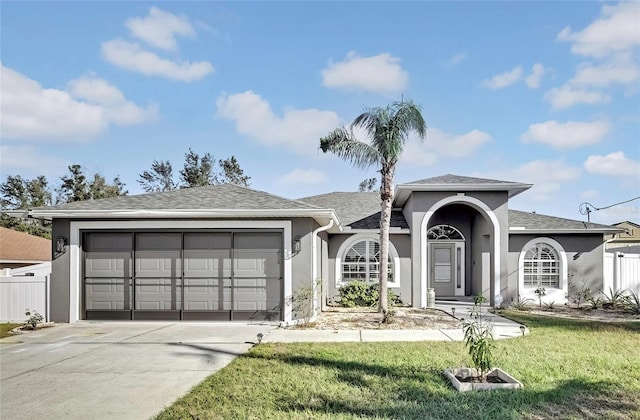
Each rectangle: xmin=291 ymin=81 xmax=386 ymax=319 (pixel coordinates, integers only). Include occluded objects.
xmin=157 ymin=312 xmax=640 ymax=419
xmin=0 ymin=323 xmax=21 ymax=338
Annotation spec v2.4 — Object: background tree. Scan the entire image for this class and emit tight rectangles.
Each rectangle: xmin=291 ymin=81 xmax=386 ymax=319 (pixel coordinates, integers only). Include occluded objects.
xmin=0 ymin=175 xmax=53 ymax=238
xmin=139 ymin=151 xmax=251 ymax=190
xmin=179 ymin=148 xmax=216 ymax=188
xmin=58 ymin=165 xmax=127 ymax=203
xmin=89 ymin=174 xmax=127 ymax=199
xmin=358 ymin=177 xmax=378 ymax=192
xmin=219 ymin=156 xmax=251 ymax=187
xmin=137 ymin=160 xmax=176 ymax=193
xmin=320 ymin=99 xmax=426 ymax=316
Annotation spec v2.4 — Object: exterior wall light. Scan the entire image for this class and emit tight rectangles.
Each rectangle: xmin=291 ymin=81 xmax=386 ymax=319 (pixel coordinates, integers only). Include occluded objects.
xmin=55 ymin=236 xmax=67 ymax=254
xmin=293 ymin=236 xmax=302 ymax=254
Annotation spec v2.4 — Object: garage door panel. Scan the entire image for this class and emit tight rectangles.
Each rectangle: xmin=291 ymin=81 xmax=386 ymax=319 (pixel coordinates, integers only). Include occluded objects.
xmin=183 ymin=278 xmax=231 ymax=310
xmin=85 ymin=253 xmax=130 ymax=277
xmin=85 ymin=278 xmax=130 ymax=310
xmin=136 ymin=253 xmax=182 ymax=277
xmin=135 ymin=278 xmax=181 ymax=310
xmin=184 ymin=250 xmax=231 ymax=277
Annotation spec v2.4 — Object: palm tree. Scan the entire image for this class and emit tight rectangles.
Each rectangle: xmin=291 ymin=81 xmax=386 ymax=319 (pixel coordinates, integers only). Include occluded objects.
xmin=320 ymin=99 xmax=426 ymax=316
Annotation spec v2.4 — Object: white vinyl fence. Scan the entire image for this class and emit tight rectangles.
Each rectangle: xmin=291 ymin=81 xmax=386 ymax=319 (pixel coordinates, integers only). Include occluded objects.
xmin=0 ymin=275 xmax=50 ymax=323
xmin=604 ymin=252 xmax=640 ymax=293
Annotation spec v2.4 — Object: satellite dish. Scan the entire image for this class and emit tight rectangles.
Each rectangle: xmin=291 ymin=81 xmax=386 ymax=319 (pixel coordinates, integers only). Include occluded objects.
xmin=579 ymin=203 xmax=590 ymax=215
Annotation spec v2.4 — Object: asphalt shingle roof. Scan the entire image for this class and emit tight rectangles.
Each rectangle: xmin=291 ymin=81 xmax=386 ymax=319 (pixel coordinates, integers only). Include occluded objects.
xmin=405 ymin=174 xmax=522 ymax=185
xmin=299 ymin=192 xmax=409 ymax=229
xmin=38 ymin=184 xmax=320 ymax=211
xmin=509 ymin=210 xmax=616 ymax=231
xmin=0 ymin=227 xmax=51 ymax=262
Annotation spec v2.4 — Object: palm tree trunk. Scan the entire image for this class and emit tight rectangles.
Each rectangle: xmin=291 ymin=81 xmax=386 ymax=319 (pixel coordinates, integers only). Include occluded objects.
xmin=378 ymin=164 xmax=395 ymax=315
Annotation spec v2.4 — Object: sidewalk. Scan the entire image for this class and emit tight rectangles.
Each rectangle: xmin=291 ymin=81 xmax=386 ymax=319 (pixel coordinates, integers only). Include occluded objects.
xmin=264 ymin=302 xmax=527 ymax=343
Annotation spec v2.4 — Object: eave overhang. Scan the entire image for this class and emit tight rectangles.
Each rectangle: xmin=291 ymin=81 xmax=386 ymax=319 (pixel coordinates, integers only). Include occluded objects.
xmin=394 ymin=182 xmax=532 ymax=207
xmin=509 ymin=227 xmax=623 ymax=235
xmin=19 ymin=208 xmax=344 ymax=233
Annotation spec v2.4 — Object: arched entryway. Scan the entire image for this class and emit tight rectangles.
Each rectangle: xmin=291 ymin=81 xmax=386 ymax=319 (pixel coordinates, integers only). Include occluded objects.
xmin=419 ymin=196 xmax=502 ymax=306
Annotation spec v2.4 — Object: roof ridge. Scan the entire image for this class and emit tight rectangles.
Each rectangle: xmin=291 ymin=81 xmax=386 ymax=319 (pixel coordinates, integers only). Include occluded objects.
xmin=509 ymin=209 xmax=614 ymax=229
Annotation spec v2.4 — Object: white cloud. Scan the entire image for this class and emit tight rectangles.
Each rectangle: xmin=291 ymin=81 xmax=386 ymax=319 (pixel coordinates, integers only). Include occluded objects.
xmin=571 ymin=58 xmax=639 ymax=88
xmin=102 ymin=39 xmax=213 ymax=82
xmin=321 ymin=51 xmax=408 ymax=95
xmin=402 ymin=127 xmax=492 ymax=166
xmin=521 ymin=120 xmax=609 ymax=149
xmin=216 ymin=91 xmax=341 ymax=155
xmin=547 ymin=2 xmax=640 ymax=110
xmin=0 ymin=65 xmax=156 ymax=141
xmin=125 ymin=7 xmax=195 ymax=51
xmin=481 ymin=160 xmax=581 ymax=201
xmin=584 ymin=151 xmax=640 ymax=177
xmin=67 ymin=76 xmax=158 ymax=125
xmin=580 ymin=189 xmax=599 ymax=200
xmin=443 ymin=52 xmax=467 ymax=67
xmin=482 ymin=66 xmax=523 ymax=89
xmin=544 ymin=86 xmax=610 ymax=109
xmin=595 ymin=205 xmax=640 ymax=225
xmin=557 ymin=2 xmax=640 ymax=58
xmin=0 ymin=145 xmax=69 ymax=176
xmin=280 ymin=169 xmax=328 ymax=186
xmin=525 ymin=63 xmax=545 ymax=89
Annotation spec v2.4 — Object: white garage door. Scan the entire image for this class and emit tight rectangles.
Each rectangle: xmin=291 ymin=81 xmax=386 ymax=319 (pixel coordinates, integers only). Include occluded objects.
xmin=83 ymin=231 xmax=283 ymax=321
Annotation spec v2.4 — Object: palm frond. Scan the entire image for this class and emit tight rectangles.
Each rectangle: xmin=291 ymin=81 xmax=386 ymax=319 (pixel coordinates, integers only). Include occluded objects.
xmin=390 ymin=100 xmax=427 ymax=140
xmin=320 ymin=128 xmax=381 ymax=169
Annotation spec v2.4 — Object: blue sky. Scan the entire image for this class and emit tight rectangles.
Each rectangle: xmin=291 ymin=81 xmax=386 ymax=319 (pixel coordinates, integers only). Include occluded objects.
xmin=1 ymin=1 xmax=638 ymax=224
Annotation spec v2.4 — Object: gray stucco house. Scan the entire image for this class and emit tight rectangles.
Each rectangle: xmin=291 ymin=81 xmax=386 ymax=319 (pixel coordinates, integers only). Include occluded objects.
xmin=26 ymin=174 xmax=619 ymax=324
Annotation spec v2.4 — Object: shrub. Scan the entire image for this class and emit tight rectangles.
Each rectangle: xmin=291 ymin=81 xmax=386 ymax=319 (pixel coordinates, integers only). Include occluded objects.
xmin=587 ymin=296 xmax=601 ymax=310
xmin=601 ymin=287 xmax=627 ymax=310
xmin=510 ymin=295 xmax=533 ymax=311
xmin=534 ymin=287 xmax=546 ymax=308
xmin=24 ymin=309 xmax=43 ymax=330
xmin=338 ymin=281 xmax=401 ymax=308
xmin=462 ymin=294 xmax=495 ymax=382
xmin=291 ymin=283 xmax=314 ymax=325
xmin=623 ymin=291 xmax=640 ymax=315
xmin=568 ymin=279 xmax=591 ymax=307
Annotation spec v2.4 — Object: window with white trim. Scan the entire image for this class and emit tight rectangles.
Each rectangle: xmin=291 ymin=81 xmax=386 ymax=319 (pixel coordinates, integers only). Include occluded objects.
xmin=523 ymin=242 xmax=560 ymax=288
xmin=341 ymin=239 xmax=393 ymax=284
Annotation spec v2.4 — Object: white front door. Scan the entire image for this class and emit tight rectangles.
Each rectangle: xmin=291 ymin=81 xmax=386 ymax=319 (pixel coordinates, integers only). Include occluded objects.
xmin=430 ymin=242 xmax=465 ymax=296
xmin=431 ymin=243 xmax=455 ymax=296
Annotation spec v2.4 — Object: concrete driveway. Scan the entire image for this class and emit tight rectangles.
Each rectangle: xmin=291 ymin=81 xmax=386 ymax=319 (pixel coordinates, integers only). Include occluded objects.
xmin=0 ymin=321 xmax=275 ymax=420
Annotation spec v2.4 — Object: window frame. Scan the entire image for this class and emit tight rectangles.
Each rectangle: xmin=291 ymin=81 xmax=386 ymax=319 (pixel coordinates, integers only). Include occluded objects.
xmin=518 ymin=237 xmax=567 ymax=292
xmin=335 ymin=234 xmax=400 ymax=288
xmin=522 ymin=242 xmax=560 ymax=288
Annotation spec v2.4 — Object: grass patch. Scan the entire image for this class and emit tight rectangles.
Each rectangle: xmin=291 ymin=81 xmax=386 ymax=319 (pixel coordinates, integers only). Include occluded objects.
xmin=157 ymin=312 xmax=640 ymax=419
xmin=0 ymin=323 xmax=22 ymax=338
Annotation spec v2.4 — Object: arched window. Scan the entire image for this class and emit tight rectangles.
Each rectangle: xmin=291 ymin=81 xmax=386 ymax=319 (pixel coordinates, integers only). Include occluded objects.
xmin=427 ymin=225 xmax=465 ymax=240
xmin=523 ymin=242 xmax=560 ymax=288
xmin=337 ymin=236 xmax=400 ymax=286
xmin=342 ymin=239 xmax=391 ymax=283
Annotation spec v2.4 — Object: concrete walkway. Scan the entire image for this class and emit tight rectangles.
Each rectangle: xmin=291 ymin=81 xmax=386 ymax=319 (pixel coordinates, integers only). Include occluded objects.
xmin=264 ymin=302 xmax=527 ymax=343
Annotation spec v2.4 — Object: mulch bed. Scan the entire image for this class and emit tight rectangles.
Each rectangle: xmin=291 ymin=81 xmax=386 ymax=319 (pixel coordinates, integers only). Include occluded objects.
xmin=294 ymin=306 xmax=461 ymax=330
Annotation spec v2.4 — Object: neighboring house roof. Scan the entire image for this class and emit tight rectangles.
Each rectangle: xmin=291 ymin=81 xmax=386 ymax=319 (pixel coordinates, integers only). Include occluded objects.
xmin=299 ymin=192 xmax=409 ymax=230
xmin=395 ymin=174 xmax=532 ymax=205
xmin=607 ymin=221 xmax=640 ymax=242
xmin=508 ymin=210 xmax=621 ymax=234
xmin=24 ymin=184 xmax=341 ymax=230
xmin=612 ymin=221 xmax=640 ymax=230
xmin=0 ymin=227 xmax=51 ymax=263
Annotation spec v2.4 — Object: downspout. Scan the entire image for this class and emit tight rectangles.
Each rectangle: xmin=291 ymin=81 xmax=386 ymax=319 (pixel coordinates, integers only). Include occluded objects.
xmin=312 ymin=219 xmax=334 ymax=317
